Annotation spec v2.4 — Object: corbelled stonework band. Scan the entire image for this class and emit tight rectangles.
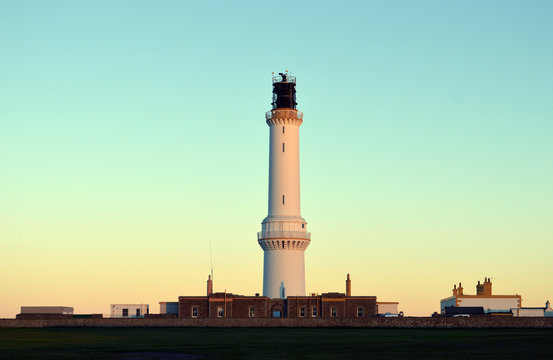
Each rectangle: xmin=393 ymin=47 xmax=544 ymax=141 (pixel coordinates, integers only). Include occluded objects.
xmin=266 ymin=109 xmax=303 ymax=126
xmin=258 ymin=239 xmax=311 ymax=251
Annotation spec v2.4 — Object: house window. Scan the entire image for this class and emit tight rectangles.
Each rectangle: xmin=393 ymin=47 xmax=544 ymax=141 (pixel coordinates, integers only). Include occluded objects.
xmin=191 ymin=306 xmax=198 ymax=318
xmin=283 ymin=142 xmax=285 ymax=152
xmin=249 ymin=307 xmax=255 ymax=318
xmin=299 ymin=307 xmax=305 ymax=318
xmin=283 ymin=126 xmax=285 ymax=134
xmin=357 ymin=307 xmax=363 ymax=317
xmin=312 ymin=306 xmax=317 ymax=317
xmin=302 ymin=224 xmax=305 ymax=228
xmin=217 ymin=306 xmax=224 ymax=318
xmin=282 ymin=195 xmax=285 ymax=204
xmin=122 ymin=309 xmax=128 ymax=317
xmin=136 ymin=309 xmax=141 ymax=317
xmin=331 ymin=307 xmax=337 ymax=317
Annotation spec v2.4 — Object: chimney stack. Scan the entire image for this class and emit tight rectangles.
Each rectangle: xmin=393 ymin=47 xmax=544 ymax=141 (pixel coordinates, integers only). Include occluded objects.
xmin=346 ymin=274 xmax=351 ymax=297
xmin=483 ymin=277 xmax=492 ymax=296
xmin=458 ymin=282 xmax=464 ymax=295
xmin=477 ymin=277 xmax=492 ymax=296
xmin=207 ymin=275 xmax=213 ymax=296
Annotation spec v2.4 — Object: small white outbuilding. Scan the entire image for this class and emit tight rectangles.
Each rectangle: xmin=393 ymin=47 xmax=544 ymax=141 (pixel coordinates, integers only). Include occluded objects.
xmin=512 ymin=301 xmax=553 ymax=317
xmin=110 ymin=304 xmax=149 ymax=318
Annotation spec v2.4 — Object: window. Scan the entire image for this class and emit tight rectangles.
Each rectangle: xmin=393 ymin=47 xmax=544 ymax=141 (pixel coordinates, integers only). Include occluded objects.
xmin=331 ymin=307 xmax=337 ymax=317
xmin=282 ymin=142 xmax=285 ymax=152
xmin=312 ymin=306 xmax=317 ymax=317
xmin=122 ymin=308 xmax=128 ymax=317
xmin=302 ymin=224 xmax=305 ymax=228
xmin=192 ymin=306 xmax=198 ymax=318
xmin=136 ymin=309 xmax=141 ymax=317
xmin=357 ymin=307 xmax=363 ymax=317
xmin=299 ymin=307 xmax=305 ymax=317
xmin=283 ymin=126 xmax=285 ymax=134
xmin=217 ymin=306 xmax=224 ymax=318
xmin=282 ymin=195 xmax=285 ymax=204
xmin=249 ymin=307 xmax=255 ymax=318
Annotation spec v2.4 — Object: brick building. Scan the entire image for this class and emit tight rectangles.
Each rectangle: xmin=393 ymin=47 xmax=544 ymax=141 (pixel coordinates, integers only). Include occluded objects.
xmin=177 ymin=274 xmax=388 ymax=319
xmin=178 ymin=292 xmax=377 ymax=319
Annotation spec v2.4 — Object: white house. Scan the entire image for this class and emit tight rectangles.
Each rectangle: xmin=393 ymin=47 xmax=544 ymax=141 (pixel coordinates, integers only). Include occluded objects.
xmin=440 ymin=278 xmax=521 ymax=314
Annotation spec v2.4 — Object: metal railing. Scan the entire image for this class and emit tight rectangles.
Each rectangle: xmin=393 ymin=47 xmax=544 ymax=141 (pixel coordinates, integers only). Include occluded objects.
xmin=272 ymin=75 xmax=296 ymax=83
xmin=265 ymin=110 xmax=303 ymax=121
xmin=258 ymin=231 xmax=311 ymax=240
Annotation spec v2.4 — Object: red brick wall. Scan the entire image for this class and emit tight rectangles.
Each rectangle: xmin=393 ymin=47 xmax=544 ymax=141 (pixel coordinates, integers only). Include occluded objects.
xmin=179 ymin=294 xmax=376 ymax=319
xmin=345 ymin=298 xmax=377 ymax=318
xmin=178 ymin=298 xmax=209 ymax=319
xmin=231 ymin=298 xmax=269 ymax=318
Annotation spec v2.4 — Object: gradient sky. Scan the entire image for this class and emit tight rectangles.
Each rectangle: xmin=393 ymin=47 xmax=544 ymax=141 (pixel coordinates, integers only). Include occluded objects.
xmin=1 ymin=0 xmax=552 ymax=318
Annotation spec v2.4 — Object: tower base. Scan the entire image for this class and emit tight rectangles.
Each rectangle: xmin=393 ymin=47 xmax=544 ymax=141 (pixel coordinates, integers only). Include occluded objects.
xmin=263 ymin=249 xmax=306 ymax=298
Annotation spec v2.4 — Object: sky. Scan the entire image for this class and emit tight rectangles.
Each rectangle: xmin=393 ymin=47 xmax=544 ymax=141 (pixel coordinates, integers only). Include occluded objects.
xmin=1 ymin=0 xmax=552 ymax=318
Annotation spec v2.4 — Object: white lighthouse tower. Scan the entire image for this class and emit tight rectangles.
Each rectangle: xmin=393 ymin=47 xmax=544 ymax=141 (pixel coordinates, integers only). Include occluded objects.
xmin=258 ymin=72 xmax=310 ymax=298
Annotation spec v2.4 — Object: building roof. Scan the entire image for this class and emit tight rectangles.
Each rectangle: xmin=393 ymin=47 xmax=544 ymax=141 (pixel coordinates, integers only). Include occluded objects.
xmin=20 ymin=306 xmax=73 ymax=314
xmin=444 ymin=306 xmax=485 ymax=315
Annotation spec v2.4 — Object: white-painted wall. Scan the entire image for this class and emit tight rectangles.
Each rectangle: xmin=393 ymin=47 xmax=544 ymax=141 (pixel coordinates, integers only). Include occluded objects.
xmin=263 ymin=249 xmax=305 ymax=298
xmin=159 ymin=302 xmax=178 ymax=315
xmin=20 ymin=306 xmax=73 ymax=315
xmin=440 ymin=297 xmax=456 ymax=313
xmin=457 ymin=297 xmax=520 ymax=312
xmin=110 ymin=304 xmax=149 ymax=318
xmin=259 ymin=110 xmax=310 ymax=299
xmin=377 ymin=303 xmax=399 ymax=315
xmin=268 ymin=121 xmax=301 ymax=216
xmin=512 ymin=308 xmax=544 ymax=317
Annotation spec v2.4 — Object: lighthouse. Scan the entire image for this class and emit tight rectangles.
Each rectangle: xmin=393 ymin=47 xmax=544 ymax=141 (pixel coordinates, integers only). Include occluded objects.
xmin=258 ymin=72 xmax=310 ymax=298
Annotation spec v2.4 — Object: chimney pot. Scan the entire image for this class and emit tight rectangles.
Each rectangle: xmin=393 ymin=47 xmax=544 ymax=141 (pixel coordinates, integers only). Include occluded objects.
xmin=207 ymin=275 xmax=213 ymax=296
xmin=346 ymin=274 xmax=352 ymax=297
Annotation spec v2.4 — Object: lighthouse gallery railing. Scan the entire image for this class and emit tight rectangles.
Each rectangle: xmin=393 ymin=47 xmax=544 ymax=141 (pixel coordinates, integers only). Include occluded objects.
xmin=257 ymin=231 xmax=311 ymax=240
xmin=265 ymin=110 xmax=303 ymax=121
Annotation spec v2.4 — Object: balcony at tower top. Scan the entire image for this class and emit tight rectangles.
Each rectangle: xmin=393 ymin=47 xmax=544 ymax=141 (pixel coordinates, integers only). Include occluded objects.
xmin=272 ymin=73 xmax=296 ymax=83
xmin=265 ymin=109 xmax=303 ymax=121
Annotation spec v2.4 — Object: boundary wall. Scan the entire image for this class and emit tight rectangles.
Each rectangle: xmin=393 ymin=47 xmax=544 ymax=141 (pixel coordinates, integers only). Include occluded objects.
xmin=1 ymin=317 xmax=553 ymax=328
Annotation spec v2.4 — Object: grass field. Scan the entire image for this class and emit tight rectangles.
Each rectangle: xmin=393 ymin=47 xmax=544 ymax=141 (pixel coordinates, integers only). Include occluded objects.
xmin=0 ymin=328 xmax=552 ymax=359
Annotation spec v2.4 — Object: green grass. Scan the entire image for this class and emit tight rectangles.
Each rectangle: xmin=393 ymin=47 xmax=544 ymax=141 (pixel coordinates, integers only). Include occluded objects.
xmin=0 ymin=328 xmax=552 ymax=359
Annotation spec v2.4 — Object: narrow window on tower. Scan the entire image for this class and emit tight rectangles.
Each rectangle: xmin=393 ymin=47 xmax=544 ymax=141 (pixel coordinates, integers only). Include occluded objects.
xmin=283 ymin=126 xmax=285 ymax=134
xmin=282 ymin=142 xmax=285 ymax=152
xmin=282 ymin=195 xmax=285 ymax=204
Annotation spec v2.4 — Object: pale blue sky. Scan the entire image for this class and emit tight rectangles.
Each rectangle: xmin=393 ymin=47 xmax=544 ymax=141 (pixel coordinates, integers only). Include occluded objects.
xmin=1 ymin=1 xmax=552 ymax=317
